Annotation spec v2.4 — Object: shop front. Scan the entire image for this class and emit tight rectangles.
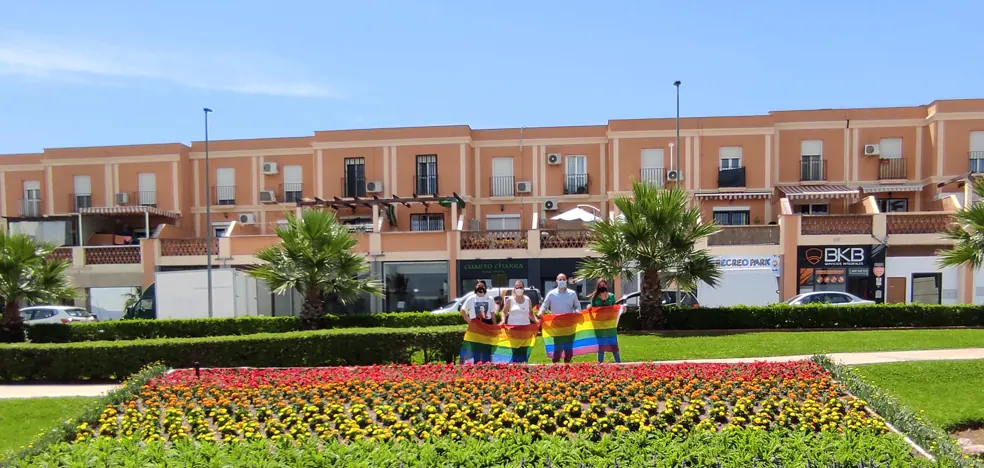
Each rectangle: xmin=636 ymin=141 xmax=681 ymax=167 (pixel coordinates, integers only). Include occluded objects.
xmin=698 ymin=255 xmax=781 ymax=306
xmin=796 ymin=245 xmax=886 ymax=303
xmin=456 ymin=259 xmax=536 ymax=297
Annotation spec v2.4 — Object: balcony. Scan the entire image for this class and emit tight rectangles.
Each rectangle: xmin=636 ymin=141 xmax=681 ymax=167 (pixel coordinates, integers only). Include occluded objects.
xmin=282 ymin=183 xmax=303 ymax=203
xmin=801 ymin=215 xmax=872 ymax=235
xmin=640 ymin=168 xmax=665 ymax=188
xmin=887 ymin=213 xmax=953 ymax=235
xmin=489 ymin=176 xmax=515 ymax=197
xmin=214 ymin=186 xmax=236 ymax=206
xmin=708 ymin=225 xmax=780 ymax=246
xmin=800 ymin=159 xmax=826 ymax=181
xmin=563 ymin=173 xmax=589 ymax=195
xmin=718 ymin=167 xmax=746 ymax=188
xmin=541 ymin=229 xmax=593 ymax=249
xmin=83 ymin=246 xmax=141 ymax=265
xmin=342 ymin=177 xmax=366 ymax=198
xmin=460 ymin=230 xmax=527 ymax=250
xmin=971 ymin=151 xmax=984 ymax=173
xmin=161 ymin=238 xmax=218 ymax=256
xmin=72 ymin=193 xmax=92 ymax=212
xmin=415 ymin=174 xmax=439 ymax=195
xmin=18 ymin=199 xmax=42 ymax=217
xmin=46 ymin=247 xmax=74 ymax=264
xmin=878 ymin=159 xmax=906 ymax=180
xmin=136 ymin=191 xmax=157 ymax=207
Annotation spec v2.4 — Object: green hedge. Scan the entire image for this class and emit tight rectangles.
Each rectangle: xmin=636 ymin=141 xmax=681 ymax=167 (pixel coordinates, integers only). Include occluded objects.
xmin=26 ymin=312 xmax=463 ymax=343
xmin=618 ymin=303 xmax=984 ymax=331
xmin=1 ymin=326 xmax=464 ymax=381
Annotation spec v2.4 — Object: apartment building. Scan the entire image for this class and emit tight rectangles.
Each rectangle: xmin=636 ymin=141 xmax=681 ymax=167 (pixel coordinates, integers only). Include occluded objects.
xmin=2 ymin=98 xmax=983 ymax=314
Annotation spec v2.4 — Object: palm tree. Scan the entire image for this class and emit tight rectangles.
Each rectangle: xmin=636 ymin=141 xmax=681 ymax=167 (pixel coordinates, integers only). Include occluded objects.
xmin=122 ymin=286 xmax=143 ymax=311
xmin=247 ymin=209 xmax=382 ymax=328
xmin=938 ymin=180 xmax=984 ymax=269
xmin=0 ymin=232 xmax=77 ymax=342
xmin=575 ymin=182 xmax=723 ymax=329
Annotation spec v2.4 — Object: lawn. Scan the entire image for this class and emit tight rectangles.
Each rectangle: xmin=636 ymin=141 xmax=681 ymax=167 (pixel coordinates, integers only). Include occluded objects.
xmin=855 ymin=359 xmax=984 ymax=430
xmin=0 ymin=397 xmax=97 ymax=453
xmin=526 ymin=328 xmax=984 ymax=363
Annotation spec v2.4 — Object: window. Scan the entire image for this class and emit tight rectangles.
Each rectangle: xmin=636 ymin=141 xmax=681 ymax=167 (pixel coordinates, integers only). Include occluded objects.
xmin=879 ymin=138 xmax=902 ymax=159
xmin=73 ymin=175 xmax=92 ymax=211
xmin=564 ymin=155 xmax=588 ymax=194
xmin=794 ymin=203 xmax=828 ymax=215
xmin=641 ymin=149 xmax=664 ymax=185
xmin=490 ymin=157 xmax=514 ymax=197
xmin=877 ymin=198 xmax=908 ymax=213
xmin=712 ymin=209 xmax=750 ymax=226
xmin=138 ymin=173 xmax=157 ymax=207
xmin=800 ymin=140 xmax=824 ymax=181
xmin=486 ymin=214 xmax=522 ymax=231
xmin=283 ymin=165 xmax=303 ymax=202
xmin=215 ymin=168 xmax=236 ymax=205
xmin=971 ymin=131 xmax=984 ymax=173
xmin=410 ymin=213 xmax=444 ymax=232
xmin=824 ymin=293 xmax=852 ymax=304
xmin=21 ymin=181 xmax=41 ymax=217
xmin=719 ymin=146 xmax=742 ymax=169
xmin=344 ymin=158 xmax=366 ymax=197
xmin=383 ymin=261 xmax=449 ymax=312
xmin=415 ymin=155 xmax=438 ymax=194
xmin=911 ymin=273 xmax=942 ymax=304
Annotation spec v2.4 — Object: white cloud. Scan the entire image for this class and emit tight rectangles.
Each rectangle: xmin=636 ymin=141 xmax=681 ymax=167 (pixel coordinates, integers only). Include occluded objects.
xmin=0 ymin=35 xmax=340 ymax=98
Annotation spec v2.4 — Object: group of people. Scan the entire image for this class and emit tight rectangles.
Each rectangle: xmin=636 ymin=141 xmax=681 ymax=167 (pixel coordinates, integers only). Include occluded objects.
xmin=458 ymin=273 xmax=622 ymax=363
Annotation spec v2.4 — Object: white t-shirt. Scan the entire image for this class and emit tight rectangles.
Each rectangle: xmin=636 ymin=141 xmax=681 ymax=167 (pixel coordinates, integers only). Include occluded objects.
xmin=462 ymin=294 xmax=494 ymax=321
xmin=504 ymin=296 xmax=532 ymax=325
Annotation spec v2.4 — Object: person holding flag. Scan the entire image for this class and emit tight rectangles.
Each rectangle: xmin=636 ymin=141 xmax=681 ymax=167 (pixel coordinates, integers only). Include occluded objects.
xmin=587 ymin=279 xmax=621 ymax=363
xmin=538 ymin=273 xmax=581 ymax=363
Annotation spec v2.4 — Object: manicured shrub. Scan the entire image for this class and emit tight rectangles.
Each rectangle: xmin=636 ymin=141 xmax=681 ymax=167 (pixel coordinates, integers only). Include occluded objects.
xmin=0 ymin=326 xmax=463 ymax=381
xmin=26 ymin=312 xmax=463 ymax=343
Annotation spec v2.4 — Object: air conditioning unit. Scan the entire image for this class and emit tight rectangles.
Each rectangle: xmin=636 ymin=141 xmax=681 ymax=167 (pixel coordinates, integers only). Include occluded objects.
xmin=666 ymin=170 xmax=683 ymax=181
xmin=115 ymin=192 xmax=129 ymax=205
xmin=366 ymin=181 xmax=384 ymax=193
xmin=259 ymin=190 xmax=277 ymax=203
xmin=238 ymin=213 xmax=257 ymax=225
xmin=863 ymin=144 xmax=880 ymax=156
xmin=516 ymin=181 xmax=532 ymax=193
xmin=262 ymin=162 xmax=279 ymax=175
xmin=547 ymin=153 xmax=562 ymax=165
xmin=543 ymin=199 xmax=558 ymax=211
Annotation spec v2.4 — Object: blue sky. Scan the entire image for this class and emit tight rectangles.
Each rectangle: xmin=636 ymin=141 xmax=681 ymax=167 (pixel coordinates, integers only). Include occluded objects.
xmin=0 ymin=0 xmax=980 ymax=154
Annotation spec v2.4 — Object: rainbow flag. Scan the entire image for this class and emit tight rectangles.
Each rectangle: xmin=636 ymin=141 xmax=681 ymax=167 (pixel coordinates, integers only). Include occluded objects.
xmin=541 ymin=305 xmax=620 ymax=357
xmin=459 ymin=320 xmax=539 ymax=364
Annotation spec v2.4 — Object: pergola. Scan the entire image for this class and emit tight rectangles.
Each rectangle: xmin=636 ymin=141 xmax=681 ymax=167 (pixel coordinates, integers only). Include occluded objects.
xmin=77 ymin=206 xmax=180 ymax=245
xmin=294 ymin=193 xmax=467 ymax=229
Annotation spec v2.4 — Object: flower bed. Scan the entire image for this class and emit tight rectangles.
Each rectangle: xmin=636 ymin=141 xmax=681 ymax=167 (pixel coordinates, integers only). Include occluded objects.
xmin=75 ymin=361 xmax=889 ymax=443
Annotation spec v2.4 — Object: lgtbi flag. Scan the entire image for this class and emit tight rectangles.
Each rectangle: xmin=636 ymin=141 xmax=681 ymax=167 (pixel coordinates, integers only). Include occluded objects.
xmin=541 ymin=306 xmax=620 ymax=357
xmin=459 ymin=320 xmax=539 ymax=364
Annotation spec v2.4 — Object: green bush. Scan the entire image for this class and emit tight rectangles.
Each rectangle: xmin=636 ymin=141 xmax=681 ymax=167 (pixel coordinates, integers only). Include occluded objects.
xmin=1 ymin=326 xmax=463 ymax=381
xmin=618 ymin=303 xmax=984 ymax=331
xmin=26 ymin=312 xmax=463 ymax=343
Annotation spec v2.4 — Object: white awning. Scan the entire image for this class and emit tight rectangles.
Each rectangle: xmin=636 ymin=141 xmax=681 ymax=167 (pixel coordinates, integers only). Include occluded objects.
xmin=551 ymin=207 xmax=599 ymax=223
xmin=79 ymin=206 xmax=181 ymax=219
xmin=861 ymin=184 xmax=923 ymax=194
xmin=694 ymin=191 xmax=772 ymax=200
xmin=779 ymin=185 xmax=859 ymax=200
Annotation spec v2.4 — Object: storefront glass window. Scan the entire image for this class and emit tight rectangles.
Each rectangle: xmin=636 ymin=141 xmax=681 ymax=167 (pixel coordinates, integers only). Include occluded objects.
xmin=383 ymin=261 xmax=449 ymax=312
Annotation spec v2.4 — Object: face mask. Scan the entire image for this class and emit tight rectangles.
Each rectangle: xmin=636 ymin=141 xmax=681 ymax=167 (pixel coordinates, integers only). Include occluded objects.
xmin=557 ymin=280 xmax=567 ymax=289
xmin=514 ymin=288 xmax=524 ymax=296
xmin=598 ymin=287 xmax=608 ymax=294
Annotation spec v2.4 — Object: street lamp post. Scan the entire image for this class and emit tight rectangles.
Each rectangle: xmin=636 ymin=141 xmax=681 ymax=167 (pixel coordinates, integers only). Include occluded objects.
xmin=673 ymin=81 xmax=681 ymax=306
xmin=203 ymin=108 xmax=214 ymax=318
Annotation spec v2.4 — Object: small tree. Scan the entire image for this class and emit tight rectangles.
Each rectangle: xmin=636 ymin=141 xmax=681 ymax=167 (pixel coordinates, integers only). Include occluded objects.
xmin=575 ymin=182 xmax=722 ymax=329
xmin=938 ymin=180 xmax=984 ymax=269
xmin=0 ymin=232 xmax=76 ymax=342
xmin=247 ymin=210 xmax=382 ymax=328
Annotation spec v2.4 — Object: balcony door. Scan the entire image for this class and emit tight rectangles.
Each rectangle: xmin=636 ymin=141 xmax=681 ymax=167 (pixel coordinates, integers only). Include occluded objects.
xmin=23 ymin=181 xmax=41 ymax=217
xmin=73 ymin=175 xmax=92 ymax=211
xmin=416 ymin=155 xmax=438 ymax=194
xmin=641 ymin=149 xmax=664 ymax=186
xmin=565 ymin=155 xmax=587 ymax=194
xmin=283 ymin=165 xmax=303 ymax=202
xmin=138 ymin=173 xmax=157 ymax=207
xmin=216 ymin=168 xmax=235 ymax=205
xmin=971 ymin=131 xmax=984 ymax=173
xmin=491 ymin=157 xmax=514 ymax=197
xmin=344 ymin=158 xmax=366 ymax=197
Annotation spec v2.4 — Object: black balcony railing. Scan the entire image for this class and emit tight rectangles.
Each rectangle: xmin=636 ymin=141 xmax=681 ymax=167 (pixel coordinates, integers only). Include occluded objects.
xmin=800 ymin=158 xmax=826 ymax=181
xmin=970 ymin=151 xmax=984 ymax=173
xmin=282 ymin=183 xmax=303 ymax=203
xmin=490 ymin=176 xmax=515 ymax=197
xmin=878 ymin=158 xmax=907 ymax=180
xmin=136 ymin=191 xmax=157 ymax=207
xmin=214 ymin=186 xmax=236 ymax=205
xmin=19 ymin=199 xmax=42 ymax=217
xmin=563 ymin=173 xmax=589 ymax=195
xmin=718 ymin=167 xmax=746 ymax=188
xmin=640 ymin=168 xmax=665 ymax=187
xmin=72 ymin=193 xmax=92 ymax=212
xmin=343 ymin=177 xmax=366 ymax=198
xmin=415 ymin=174 xmax=439 ymax=195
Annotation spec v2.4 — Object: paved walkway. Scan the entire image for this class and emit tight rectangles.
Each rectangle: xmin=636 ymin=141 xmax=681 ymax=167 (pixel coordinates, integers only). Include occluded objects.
xmin=2 ymin=348 xmax=983 ymax=400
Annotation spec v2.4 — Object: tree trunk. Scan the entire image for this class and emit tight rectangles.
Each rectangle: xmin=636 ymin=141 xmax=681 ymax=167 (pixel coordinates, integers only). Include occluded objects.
xmin=0 ymin=300 xmax=26 ymax=343
xmin=299 ymin=289 xmax=325 ymax=329
xmin=639 ymin=269 xmax=665 ymax=330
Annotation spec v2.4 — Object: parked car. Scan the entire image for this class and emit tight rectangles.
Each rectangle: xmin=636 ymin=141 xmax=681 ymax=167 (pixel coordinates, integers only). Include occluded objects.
xmin=20 ymin=306 xmax=97 ymax=324
xmin=616 ymin=291 xmax=700 ymax=310
xmin=784 ymin=292 xmax=874 ymax=306
xmin=431 ymin=287 xmax=542 ymax=315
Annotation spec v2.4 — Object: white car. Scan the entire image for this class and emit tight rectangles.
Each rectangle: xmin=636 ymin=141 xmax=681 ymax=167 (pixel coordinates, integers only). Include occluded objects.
xmin=20 ymin=306 xmax=97 ymax=324
xmin=784 ymin=292 xmax=874 ymax=306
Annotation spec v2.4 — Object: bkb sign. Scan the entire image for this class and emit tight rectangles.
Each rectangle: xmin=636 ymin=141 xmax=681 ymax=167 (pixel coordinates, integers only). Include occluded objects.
xmin=801 ymin=246 xmax=867 ymax=267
